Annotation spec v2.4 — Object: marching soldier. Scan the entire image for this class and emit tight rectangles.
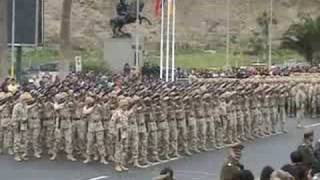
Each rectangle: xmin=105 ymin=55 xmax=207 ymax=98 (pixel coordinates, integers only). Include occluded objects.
xmin=136 ymin=96 xmax=149 ymax=166
xmin=175 ymin=94 xmax=191 ymax=156
xmin=40 ymin=95 xmax=55 ymax=156
xmin=156 ymin=93 xmax=170 ymax=160
xmin=296 ymin=84 xmax=306 ymax=128
xmin=82 ymin=96 xmax=108 ymax=164
xmin=126 ymin=96 xmax=140 ymax=167
xmin=51 ymin=92 xmax=76 ymax=161
xmin=27 ymin=93 xmax=42 ymax=158
xmin=184 ymin=95 xmax=200 ymax=153
xmin=12 ymin=92 xmax=33 ymax=161
xmin=0 ymin=92 xmax=14 ymax=155
xmin=110 ymin=98 xmax=130 ymax=172
xmin=70 ymin=93 xmax=87 ymax=159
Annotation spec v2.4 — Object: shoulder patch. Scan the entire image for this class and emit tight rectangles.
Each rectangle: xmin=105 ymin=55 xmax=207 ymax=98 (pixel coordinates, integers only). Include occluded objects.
xmin=227 ymin=162 xmax=232 ymax=167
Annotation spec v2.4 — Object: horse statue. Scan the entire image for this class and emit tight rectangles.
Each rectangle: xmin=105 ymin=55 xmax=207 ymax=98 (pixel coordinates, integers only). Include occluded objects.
xmin=110 ymin=0 xmax=152 ymax=38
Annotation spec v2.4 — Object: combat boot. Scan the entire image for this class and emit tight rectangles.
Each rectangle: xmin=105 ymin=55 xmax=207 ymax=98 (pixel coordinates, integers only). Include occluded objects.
xmin=163 ymin=155 xmax=171 ymax=160
xmin=83 ymin=155 xmax=92 ymax=164
xmin=133 ymin=159 xmax=142 ymax=168
xmin=115 ymin=164 xmax=122 ymax=172
xmin=139 ymin=159 xmax=150 ymax=166
xmin=100 ymin=157 xmax=109 ymax=165
xmin=94 ymin=154 xmax=99 ymax=161
xmin=8 ymin=148 xmax=13 ymax=155
xmin=67 ymin=154 xmax=77 ymax=161
xmin=22 ymin=153 xmax=29 ymax=161
xmin=184 ymin=150 xmax=192 ymax=156
xmin=121 ymin=164 xmax=129 ymax=171
xmin=14 ymin=155 xmax=22 ymax=162
xmin=34 ymin=152 xmax=41 ymax=159
xmin=50 ymin=153 xmax=57 ymax=161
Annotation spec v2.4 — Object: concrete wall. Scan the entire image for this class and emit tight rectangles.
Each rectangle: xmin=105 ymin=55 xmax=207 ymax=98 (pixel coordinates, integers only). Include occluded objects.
xmin=104 ymin=37 xmax=144 ymax=73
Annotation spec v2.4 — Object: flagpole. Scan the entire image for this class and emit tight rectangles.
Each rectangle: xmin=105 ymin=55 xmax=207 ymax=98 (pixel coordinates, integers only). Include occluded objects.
xmin=268 ymin=0 xmax=273 ymax=69
xmin=135 ymin=0 xmax=140 ymax=68
xmin=11 ymin=0 xmax=16 ymax=78
xmin=160 ymin=0 xmax=164 ymax=79
xmin=171 ymin=0 xmax=175 ymax=82
xmin=165 ymin=0 xmax=171 ymax=82
xmin=226 ymin=0 xmax=230 ymax=69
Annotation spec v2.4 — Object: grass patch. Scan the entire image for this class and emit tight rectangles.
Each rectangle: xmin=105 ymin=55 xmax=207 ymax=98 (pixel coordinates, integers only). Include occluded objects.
xmin=148 ymin=49 xmax=303 ymax=69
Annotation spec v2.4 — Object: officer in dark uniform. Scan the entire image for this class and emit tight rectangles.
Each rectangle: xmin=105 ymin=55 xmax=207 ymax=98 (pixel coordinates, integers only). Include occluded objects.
xmin=220 ymin=142 xmax=245 ymax=180
xmin=297 ymin=129 xmax=317 ymax=169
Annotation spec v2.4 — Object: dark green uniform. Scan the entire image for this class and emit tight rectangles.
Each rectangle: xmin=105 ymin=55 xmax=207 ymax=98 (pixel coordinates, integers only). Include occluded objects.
xmin=220 ymin=157 xmax=242 ymax=180
xmin=297 ymin=143 xmax=315 ymax=168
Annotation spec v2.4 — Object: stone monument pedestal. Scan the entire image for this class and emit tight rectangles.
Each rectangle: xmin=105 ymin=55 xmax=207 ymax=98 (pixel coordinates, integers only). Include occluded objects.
xmin=104 ymin=37 xmax=144 ymax=73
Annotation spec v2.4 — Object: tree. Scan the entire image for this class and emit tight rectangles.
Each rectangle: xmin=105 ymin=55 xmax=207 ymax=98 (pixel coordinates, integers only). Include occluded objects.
xmin=59 ymin=0 xmax=73 ymax=78
xmin=281 ymin=16 xmax=320 ymax=65
xmin=248 ymin=11 xmax=277 ymax=61
xmin=0 ymin=0 xmax=8 ymax=80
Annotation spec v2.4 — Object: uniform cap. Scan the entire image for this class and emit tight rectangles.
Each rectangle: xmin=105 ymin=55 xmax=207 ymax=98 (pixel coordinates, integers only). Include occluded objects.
xmin=304 ymin=128 xmax=314 ymax=138
xmin=227 ymin=142 xmax=244 ymax=150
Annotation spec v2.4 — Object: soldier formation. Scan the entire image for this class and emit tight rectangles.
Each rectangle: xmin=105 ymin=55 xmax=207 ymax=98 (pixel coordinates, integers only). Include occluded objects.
xmin=0 ymin=73 xmax=319 ymax=172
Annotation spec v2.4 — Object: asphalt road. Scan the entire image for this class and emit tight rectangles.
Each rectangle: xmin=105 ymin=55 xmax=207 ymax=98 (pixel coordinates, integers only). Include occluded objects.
xmin=0 ymin=117 xmax=319 ymax=180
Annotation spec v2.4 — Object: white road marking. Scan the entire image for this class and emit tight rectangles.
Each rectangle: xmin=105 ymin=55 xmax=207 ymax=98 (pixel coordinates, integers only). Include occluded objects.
xmin=304 ymin=123 xmax=320 ymax=129
xmin=175 ymin=170 xmax=212 ymax=176
xmin=87 ymin=176 xmax=109 ymax=180
xmin=140 ymin=157 xmax=181 ymax=169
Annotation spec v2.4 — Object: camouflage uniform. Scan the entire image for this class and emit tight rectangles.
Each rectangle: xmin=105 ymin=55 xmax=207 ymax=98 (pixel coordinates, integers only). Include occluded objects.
xmin=144 ymin=97 xmax=160 ymax=161
xmin=213 ymin=98 xmax=224 ymax=149
xmin=0 ymin=93 xmax=13 ymax=155
xmin=195 ymin=94 xmax=208 ymax=150
xmin=27 ymin=101 xmax=42 ymax=158
xmin=136 ymin=104 xmax=148 ymax=165
xmin=41 ymin=100 xmax=55 ymax=155
xmin=184 ymin=96 xmax=199 ymax=152
xmin=83 ymin=97 xmax=107 ymax=164
xmin=51 ymin=93 xmax=74 ymax=161
xmin=203 ymin=93 xmax=216 ymax=149
xmin=156 ymin=97 xmax=170 ymax=160
xmin=167 ymin=95 xmax=179 ymax=156
xmin=253 ymin=95 xmax=263 ymax=138
xmin=295 ymin=86 xmax=306 ymax=128
xmin=236 ymin=95 xmax=245 ymax=141
xmin=12 ymin=93 xmax=31 ymax=161
xmin=71 ymin=98 xmax=86 ymax=158
xmin=175 ymin=96 xmax=190 ymax=155
xmin=243 ymin=96 xmax=253 ymax=140
xmin=263 ymin=95 xmax=272 ymax=135
xmin=101 ymin=98 xmax=112 ymax=161
xmin=278 ymin=92 xmax=287 ymax=133
xmin=127 ymin=97 xmax=139 ymax=166
xmin=110 ymin=99 xmax=129 ymax=172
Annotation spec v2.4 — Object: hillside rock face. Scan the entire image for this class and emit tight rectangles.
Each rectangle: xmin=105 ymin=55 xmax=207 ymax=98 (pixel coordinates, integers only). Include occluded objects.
xmin=44 ymin=0 xmax=320 ymax=50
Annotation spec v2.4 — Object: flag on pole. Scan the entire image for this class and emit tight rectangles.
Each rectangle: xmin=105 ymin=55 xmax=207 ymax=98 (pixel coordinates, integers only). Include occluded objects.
xmin=155 ymin=0 xmax=161 ymax=17
xmin=155 ymin=0 xmax=167 ymax=17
